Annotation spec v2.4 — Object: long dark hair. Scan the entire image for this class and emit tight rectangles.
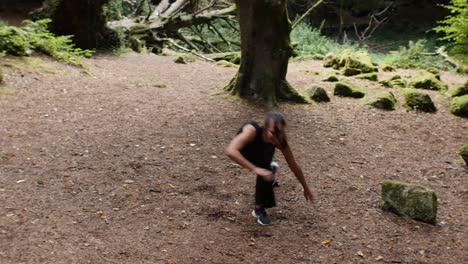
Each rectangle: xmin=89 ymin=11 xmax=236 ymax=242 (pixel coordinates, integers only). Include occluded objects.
xmin=264 ymin=111 xmax=288 ymax=148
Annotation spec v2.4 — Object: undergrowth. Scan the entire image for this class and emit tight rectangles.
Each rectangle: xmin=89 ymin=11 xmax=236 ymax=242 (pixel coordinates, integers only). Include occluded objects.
xmin=0 ymin=19 xmax=93 ymax=67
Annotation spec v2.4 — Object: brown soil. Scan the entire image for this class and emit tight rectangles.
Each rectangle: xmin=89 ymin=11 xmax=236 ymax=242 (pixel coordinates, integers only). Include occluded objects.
xmin=0 ymin=54 xmax=467 ymax=264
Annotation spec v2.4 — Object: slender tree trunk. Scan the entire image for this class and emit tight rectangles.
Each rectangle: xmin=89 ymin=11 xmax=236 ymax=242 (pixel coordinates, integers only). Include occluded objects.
xmin=52 ymin=0 xmax=110 ymax=49
xmin=225 ymin=0 xmax=307 ymax=105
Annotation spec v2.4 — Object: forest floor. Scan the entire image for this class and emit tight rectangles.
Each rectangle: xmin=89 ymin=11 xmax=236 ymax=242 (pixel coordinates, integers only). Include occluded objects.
xmin=0 ymin=53 xmax=467 ymax=264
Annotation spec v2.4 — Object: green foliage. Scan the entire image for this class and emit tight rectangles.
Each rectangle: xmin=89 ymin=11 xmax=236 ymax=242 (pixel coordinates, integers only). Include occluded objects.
xmin=291 ymin=23 xmax=355 ymax=56
xmin=384 ymin=39 xmax=448 ymax=70
xmin=434 ymin=0 xmax=468 ymax=60
xmin=104 ymin=0 xmax=153 ymax=21
xmin=0 ymin=19 xmax=93 ymax=67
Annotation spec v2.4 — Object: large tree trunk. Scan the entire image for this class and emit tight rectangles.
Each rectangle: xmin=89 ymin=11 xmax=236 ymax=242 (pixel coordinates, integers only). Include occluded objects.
xmin=52 ymin=0 xmax=110 ymax=49
xmin=225 ymin=0 xmax=307 ymax=105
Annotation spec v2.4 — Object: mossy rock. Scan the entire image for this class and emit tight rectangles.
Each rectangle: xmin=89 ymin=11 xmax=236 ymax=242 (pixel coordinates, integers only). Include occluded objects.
xmin=334 ymin=82 xmax=365 ymax=98
xmin=381 ymin=64 xmax=395 ymax=72
xmin=378 ymin=80 xmax=391 ymax=88
xmin=390 ymin=75 xmax=402 ymax=80
xmin=409 ymin=71 xmax=448 ymax=92
xmin=323 ymin=53 xmax=337 ymax=68
xmin=382 ymin=180 xmax=437 ymax=224
xmin=366 ymin=92 xmax=397 ymax=110
xmin=456 ymin=65 xmax=468 ymax=74
xmin=174 ymin=56 xmax=186 ymax=64
xmin=425 ymin=68 xmax=440 ymax=80
xmin=459 ymin=145 xmax=468 ymax=166
xmin=312 ymin=54 xmax=324 ymax=60
xmin=337 ymin=49 xmax=378 ymax=74
xmin=404 ymin=90 xmax=436 ymax=112
xmin=305 ymin=85 xmax=330 ymax=103
xmin=322 ymin=75 xmax=339 ymax=82
xmin=450 ymin=82 xmax=468 ymax=97
xmin=215 ymin=60 xmax=238 ymax=68
xmin=379 ymin=75 xmax=407 ymax=89
xmin=342 ymin=67 xmax=361 ymax=76
xmin=355 ymin=72 xmax=378 ymax=81
xmin=449 ymin=95 xmax=468 ymax=118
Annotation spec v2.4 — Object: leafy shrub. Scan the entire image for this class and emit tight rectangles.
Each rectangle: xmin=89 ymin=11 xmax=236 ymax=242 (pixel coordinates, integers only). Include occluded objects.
xmin=0 ymin=19 xmax=93 ymax=67
xmin=434 ymin=0 xmax=468 ymax=61
xmin=384 ymin=39 xmax=448 ymax=70
xmin=291 ymin=23 xmax=356 ymax=57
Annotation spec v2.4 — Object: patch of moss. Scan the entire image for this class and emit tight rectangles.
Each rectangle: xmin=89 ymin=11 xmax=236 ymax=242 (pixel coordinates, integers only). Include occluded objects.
xmin=449 ymin=95 xmax=468 ymax=118
xmin=450 ymin=82 xmax=468 ymax=97
xmin=305 ymin=85 xmax=330 ymax=103
xmin=366 ymin=92 xmax=397 ymax=110
xmin=382 ymin=180 xmax=437 ymax=224
xmin=404 ymin=89 xmax=437 ymax=112
xmin=459 ymin=145 xmax=468 ymax=166
xmin=355 ymin=72 xmax=378 ymax=81
xmin=409 ymin=71 xmax=448 ymax=92
xmin=334 ymin=81 xmax=365 ymax=98
xmin=215 ymin=60 xmax=238 ymax=68
xmin=0 ymin=85 xmax=14 ymax=94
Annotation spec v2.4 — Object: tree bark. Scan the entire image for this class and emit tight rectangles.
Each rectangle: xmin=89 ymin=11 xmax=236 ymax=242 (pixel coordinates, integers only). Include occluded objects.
xmin=225 ymin=0 xmax=307 ymax=105
xmin=52 ymin=0 xmax=110 ymax=49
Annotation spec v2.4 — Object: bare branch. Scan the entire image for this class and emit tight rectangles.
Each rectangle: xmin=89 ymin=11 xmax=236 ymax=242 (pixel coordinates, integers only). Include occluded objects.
xmin=292 ymin=0 xmax=325 ymax=29
xmin=161 ymin=37 xmax=216 ymax=62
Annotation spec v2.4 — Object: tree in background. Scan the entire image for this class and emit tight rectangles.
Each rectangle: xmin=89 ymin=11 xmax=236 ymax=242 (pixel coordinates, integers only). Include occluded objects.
xmin=434 ymin=0 xmax=467 ymax=61
xmin=225 ymin=0 xmax=307 ymax=105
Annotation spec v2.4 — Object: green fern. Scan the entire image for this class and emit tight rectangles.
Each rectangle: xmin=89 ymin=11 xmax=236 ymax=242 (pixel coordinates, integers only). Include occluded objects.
xmin=0 ymin=19 xmax=93 ymax=67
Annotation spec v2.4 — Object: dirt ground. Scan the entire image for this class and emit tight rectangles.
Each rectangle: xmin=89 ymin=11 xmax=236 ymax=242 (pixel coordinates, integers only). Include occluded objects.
xmin=0 ymin=53 xmax=467 ymax=264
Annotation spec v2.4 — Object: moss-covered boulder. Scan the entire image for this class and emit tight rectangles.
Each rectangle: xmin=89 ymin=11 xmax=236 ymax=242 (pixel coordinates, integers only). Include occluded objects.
xmin=174 ymin=56 xmax=187 ymax=64
xmin=425 ymin=68 xmax=440 ymax=80
xmin=404 ymin=90 xmax=436 ymax=112
xmin=382 ymin=180 xmax=437 ymax=224
xmin=381 ymin=64 xmax=395 ymax=72
xmin=323 ymin=50 xmax=377 ymax=76
xmin=459 ymin=145 xmax=468 ymax=166
xmin=450 ymin=82 xmax=468 ymax=97
xmin=334 ymin=82 xmax=365 ymax=98
xmin=366 ymin=92 xmax=397 ymax=110
xmin=305 ymin=85 xmax=330 ymax=103
xmin=323 ymin=53 xmax=338 ymax=68
xmin=312 ymin=54 xmax=324 ymax=60
xmin=379 ymin=75 xmax=407 ymax=89
xmin=449 ymin=95 xmax=468 ymax=118
xmin=356 ymin=72 xmax=378 ymax=81
xmin=322 ymin=75 xmax=339 ymax=82
xmin=337 ymin=49 xmax=377 ymax=75
xmin=409 ymin=71 xmax=448 ymax=92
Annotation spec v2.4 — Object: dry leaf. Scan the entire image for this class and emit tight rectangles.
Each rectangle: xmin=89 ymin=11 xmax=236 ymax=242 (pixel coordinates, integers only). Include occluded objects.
xmin=357 ymin=251 xmax=365 ymax=257
xmin=375 ymin=256 xmax=384 ymax=261
xmin=164 ymin=260 xmax=172 ymax=264
xmin=322 ymin=239 xmax=332 ymax=245
xmin=64 ymin=180 xmax=73 ymax=189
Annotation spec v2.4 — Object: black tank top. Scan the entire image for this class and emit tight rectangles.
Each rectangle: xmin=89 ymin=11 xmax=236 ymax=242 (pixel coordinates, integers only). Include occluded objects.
xmin=237 ymin=121 xmax=275 ymax=169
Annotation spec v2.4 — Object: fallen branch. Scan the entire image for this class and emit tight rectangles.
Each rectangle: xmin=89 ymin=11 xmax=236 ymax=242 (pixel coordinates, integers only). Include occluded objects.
xmin=162 ymin=37 xmax=215 ymax=62
xmin=436 ymin=46 xmax=459 ymax=68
